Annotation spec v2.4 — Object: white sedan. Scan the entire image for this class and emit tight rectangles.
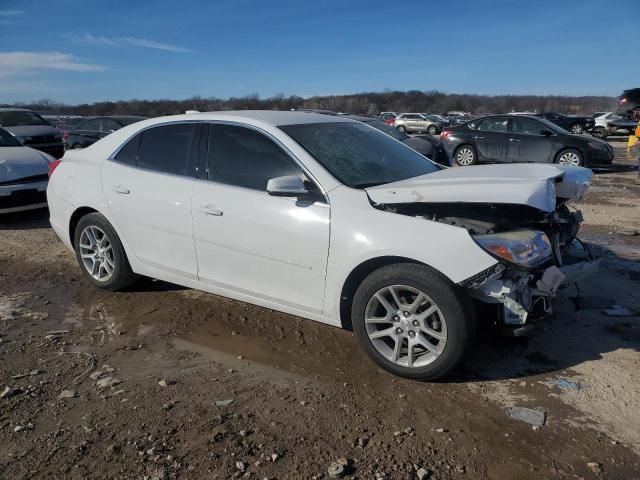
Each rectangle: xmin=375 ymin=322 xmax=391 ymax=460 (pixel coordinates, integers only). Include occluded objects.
xmin=47 ymin=111 xmax=597 ymax=379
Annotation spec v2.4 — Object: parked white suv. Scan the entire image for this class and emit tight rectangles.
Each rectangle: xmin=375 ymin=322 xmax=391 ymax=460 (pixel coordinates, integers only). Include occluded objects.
xmin=48 ymin=111 xmax=597 ymax=380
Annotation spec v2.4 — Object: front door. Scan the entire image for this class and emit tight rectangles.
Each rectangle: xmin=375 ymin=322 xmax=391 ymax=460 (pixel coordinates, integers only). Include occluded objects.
xmin=192 ymin=123 xmax=330 ymax=314
xmin=101 ymin=122 xmax=199 ymax=278
xmin=508 ymin=117 xmax=552 ymax=163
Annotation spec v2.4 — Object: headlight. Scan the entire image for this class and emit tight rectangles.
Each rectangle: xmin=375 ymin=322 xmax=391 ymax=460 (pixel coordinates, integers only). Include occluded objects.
xmin=588 ymin=141 xmax=607 ymax=151
xmin=474 ymin=230 xmax=552 ymax=268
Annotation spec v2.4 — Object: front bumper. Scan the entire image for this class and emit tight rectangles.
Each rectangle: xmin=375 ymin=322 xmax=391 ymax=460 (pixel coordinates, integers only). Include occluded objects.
xmin=585 ymin=147 xmax=614 ymax=167
xmin=0 ymin=180 xmax=48 ymax=214
xmin=464 ymin=240 xmax=600 ymax=326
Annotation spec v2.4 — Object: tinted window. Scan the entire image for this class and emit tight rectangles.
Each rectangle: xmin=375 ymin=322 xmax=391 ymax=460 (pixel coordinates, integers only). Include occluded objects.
xmin=80 ymin=119 xmax=101 ymax=131
xmin=208 ymin=124 xmax=302 ymax=191
xmin=512 ymin=118 xmax=545 ymax=135
xmin=0 ymin=127 xmax=21 ymax=147
xmin=114 ymin=133 xmax=141 ymax=165
xmin=137 ymin=124 xmax=195 ymax=176
xmin=365 ymin=120 xmax=408 ymax=140
xmin=0 ymin=110 xmax=49 ymax=127
xmin=282 ymin=122 xmax=439 ymax=188
xmin=477 ymin=117 xmax=509 ymax=132
xmin=101 ymin=119 xmax=120 ymax=132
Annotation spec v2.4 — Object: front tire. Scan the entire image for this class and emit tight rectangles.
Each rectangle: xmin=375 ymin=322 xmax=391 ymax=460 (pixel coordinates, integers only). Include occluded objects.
xmin=427 ymin=125 xmax=438 ymax=135
xmin=397 ymin=125 xmax=406 ymax=133
xmin=73 ymin=212 xmax=136 ymax=291
xmin=352 ymin=263 xmax=476 ymax=380
xmin=591 ymin=127 xmax=607 ymax=139
xmin=556 ymin=148 xmax=583 ymax=166
xmin=454 ymin=145 xmax=477 ymax=166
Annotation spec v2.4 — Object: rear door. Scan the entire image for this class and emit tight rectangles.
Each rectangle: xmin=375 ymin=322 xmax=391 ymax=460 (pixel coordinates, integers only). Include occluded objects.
xmin=101 ymin=122 xmax=199 ymax=278
xmin=472 ymin=117 xmax=509 ymax=162
xmin=507 ymin=117 xmax=552 ymax=162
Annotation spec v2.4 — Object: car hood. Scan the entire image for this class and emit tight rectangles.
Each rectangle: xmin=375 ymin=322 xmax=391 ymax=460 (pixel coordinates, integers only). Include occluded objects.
xmin=0 ymin=146 xmax=50 ymax=183
xmin=365 ymin=163 xmax=592 ymax=212
xmin=2 ymin=125 xmax=59 ymax=138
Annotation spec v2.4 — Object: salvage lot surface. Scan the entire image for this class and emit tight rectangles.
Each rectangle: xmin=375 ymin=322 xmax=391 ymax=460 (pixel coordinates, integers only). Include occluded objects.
xmin=1 ymin=139 xmax=639 ymax=479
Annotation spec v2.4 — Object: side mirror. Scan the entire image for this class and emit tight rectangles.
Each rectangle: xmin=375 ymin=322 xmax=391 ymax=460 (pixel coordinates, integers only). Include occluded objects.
xmin=266 ymin=175 xmax=309 ymax=197
xmin=540 ymin=130 xmax=553 ymax=136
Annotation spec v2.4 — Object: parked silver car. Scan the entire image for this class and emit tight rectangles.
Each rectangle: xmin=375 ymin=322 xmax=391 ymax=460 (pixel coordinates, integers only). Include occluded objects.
xmin=0 ymin=127 xmax=54 ymax=214
xmin=393 ymin=113 xmax=441 ymax=135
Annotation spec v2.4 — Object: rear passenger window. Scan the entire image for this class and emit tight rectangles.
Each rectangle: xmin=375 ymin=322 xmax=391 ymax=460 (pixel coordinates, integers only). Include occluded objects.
xmin=208 ymin=124 xmax=302 ymax=191
xmin=478 ymin=118 xmax=509 ymax=132
xmin=114 ymin=133 xmax=141 ymax=165
xmin=137 ymin=124 xmax=195 ymax=176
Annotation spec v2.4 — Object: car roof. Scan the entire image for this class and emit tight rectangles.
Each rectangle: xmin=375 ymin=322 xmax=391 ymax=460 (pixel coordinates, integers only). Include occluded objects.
xmin=0 ymin=107 xmax=34 ymax=112
xmin=172 ymin=110 xmax=354 ymax=126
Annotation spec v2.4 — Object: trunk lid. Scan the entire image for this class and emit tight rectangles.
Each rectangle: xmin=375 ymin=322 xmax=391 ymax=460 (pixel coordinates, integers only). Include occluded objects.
xmin=365 ymin=163 xmax=592 ymax=212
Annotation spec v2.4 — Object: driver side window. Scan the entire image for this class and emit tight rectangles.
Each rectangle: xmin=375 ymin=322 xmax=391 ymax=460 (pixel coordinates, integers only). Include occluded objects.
xmin=207 ymin=124 xmax=304 ymax=191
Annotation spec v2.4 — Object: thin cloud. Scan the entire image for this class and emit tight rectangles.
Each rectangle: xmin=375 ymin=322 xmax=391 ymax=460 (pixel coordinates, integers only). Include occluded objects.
xmin=0 ymin=51 xmax=105 ymax=79
xmin=70 ymin=33 xmax=191 ymax=53
xmin=0 ymin=9 xmax=23 ymax=16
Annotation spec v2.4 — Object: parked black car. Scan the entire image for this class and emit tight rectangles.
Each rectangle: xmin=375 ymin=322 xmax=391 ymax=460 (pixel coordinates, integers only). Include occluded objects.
xmin=344 ymin=115 xmax=450 ymax=165
xmin=0 ymin=108 xmax=64 ymax=159
xmin=440 ymin=115 xmax=614 ymax=167
xmin=532 ymin=112 xmax=595 ymax=135
xmin=65 ymin=116 xmax=147 ymax=149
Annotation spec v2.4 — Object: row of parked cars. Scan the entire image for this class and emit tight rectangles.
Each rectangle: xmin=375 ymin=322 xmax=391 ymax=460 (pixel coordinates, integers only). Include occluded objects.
xmin=0 ymin=105 xmax=618 ymax=216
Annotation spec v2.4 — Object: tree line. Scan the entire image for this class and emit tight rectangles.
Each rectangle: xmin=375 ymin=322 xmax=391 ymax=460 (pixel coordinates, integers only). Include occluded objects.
xmin=8 ymin=90 xmax=618 ymax=117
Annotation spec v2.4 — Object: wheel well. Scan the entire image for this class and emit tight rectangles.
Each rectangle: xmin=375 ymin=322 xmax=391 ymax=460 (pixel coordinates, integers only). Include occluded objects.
xmin=339 ymin=256 xmax=424 ymax=330
xmin=68 ymin=207 xmax=98 ymax=245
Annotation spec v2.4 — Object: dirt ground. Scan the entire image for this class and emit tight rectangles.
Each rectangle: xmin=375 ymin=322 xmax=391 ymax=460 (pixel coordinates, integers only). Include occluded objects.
xmin=1 ymin=139 xmax=639 ymax=480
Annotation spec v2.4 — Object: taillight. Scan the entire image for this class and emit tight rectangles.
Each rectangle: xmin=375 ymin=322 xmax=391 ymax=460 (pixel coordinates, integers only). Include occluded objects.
xmin=63 ymin=131 xmax=69 ymax=140
xmin=48 ymin=159 xmax=61 ymax=177
xmin=440 ymin=130 xmax=451 ymax=140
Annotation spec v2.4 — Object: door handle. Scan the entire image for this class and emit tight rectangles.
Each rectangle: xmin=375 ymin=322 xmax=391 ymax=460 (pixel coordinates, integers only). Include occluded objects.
xmin=112 ymin=185 xmax=130 ymax=194
xmin=509 ymin=138 xmax=521 ymax=142
xmin=199 ymin=204 xmax=223 ymax=216
xmin=473 ymin=135 xmax=485 ymax=139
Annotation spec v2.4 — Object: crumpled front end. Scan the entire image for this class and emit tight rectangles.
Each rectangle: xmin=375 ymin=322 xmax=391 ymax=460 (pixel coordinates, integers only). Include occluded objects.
xmin=463 ymin=244 xmax=600 ymax=334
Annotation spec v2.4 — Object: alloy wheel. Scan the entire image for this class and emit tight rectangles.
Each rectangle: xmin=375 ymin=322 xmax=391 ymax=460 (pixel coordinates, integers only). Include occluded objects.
xmin=456 ymin=147 xmax=475 ymax=166
xmin=364 ymin=285 xmax=447 ymax=368
xmin=79 ymin=225 xmax=116 ymax=282
xmin=570 ymin=124 xmax=584 ymax=134
xmin=558 ymin=151 xmax=581 ymax=166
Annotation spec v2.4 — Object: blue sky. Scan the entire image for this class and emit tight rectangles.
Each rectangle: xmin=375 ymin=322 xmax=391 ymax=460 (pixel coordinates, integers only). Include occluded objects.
xmin=0 ymin=0 xmax=636 ymax=104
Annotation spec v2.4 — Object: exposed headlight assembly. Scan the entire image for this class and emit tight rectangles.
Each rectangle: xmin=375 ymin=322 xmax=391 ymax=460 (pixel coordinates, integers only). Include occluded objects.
xmin=474 ymin=230 xmax=552 ymax=268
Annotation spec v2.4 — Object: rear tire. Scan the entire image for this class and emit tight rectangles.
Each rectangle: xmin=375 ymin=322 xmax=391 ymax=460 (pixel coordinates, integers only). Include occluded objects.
xmin=427 ymin=125 xmax=438 ymax=135
xmin=570 ymin=123 xmax=584 ymax=135
xmin=73 ymin=212 xmax=137 ymax=291
xmin=555 ymin=148 xmax=583 ymax=166
xmin=398 ymin=125 xmax=406 ymax=133
xmin=454 ymin=145 xmax=477 ymax=166
xmin=352 ymin=263 xmax=476 ymax=380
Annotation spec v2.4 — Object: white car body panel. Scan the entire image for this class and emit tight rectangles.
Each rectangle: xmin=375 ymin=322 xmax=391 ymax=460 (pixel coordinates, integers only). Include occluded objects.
xmin=365 ymin=163 xmax=592 ymax=212
xmin=47 ymin=111 xmax=589 ymax=330
xmin=192 ymin=179 xmax=331 ymax=314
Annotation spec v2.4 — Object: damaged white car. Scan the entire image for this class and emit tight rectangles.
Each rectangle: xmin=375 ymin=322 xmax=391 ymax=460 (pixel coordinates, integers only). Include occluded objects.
xmin=47 ymin=111 xmax=597 ymax=380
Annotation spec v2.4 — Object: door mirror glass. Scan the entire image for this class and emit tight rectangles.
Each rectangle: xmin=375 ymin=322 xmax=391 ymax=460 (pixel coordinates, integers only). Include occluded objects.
xmin=267 ymin=175 xmax=309 ymax=197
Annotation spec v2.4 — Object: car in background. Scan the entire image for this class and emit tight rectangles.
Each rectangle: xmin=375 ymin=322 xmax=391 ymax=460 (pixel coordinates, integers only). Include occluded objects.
xmin=532 ymin=112 xmax=595 ymax=135
xmin=50 ymin=116 xmax=85 ymax=133
xmin=48 ymin=110 xmax=596 ymax=380
xmin=393 ymin=113 xmax=441 ymax=135
xmin=0 ymin=127 xmax=56 ymax=214
xmin=0 ymin=108 xmax=64 ymax=159
xmin=440 ymin=115 xmax=613 ymax=167
xmin=617 ymin=88 xmax=640 ymax=118
xmin=64 ymin=116 xmax=147 ymax=149
xmin=344 ymin=115 xmax=439 ymax=162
